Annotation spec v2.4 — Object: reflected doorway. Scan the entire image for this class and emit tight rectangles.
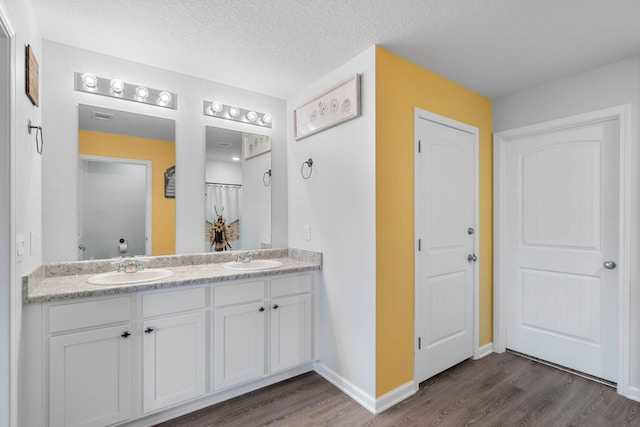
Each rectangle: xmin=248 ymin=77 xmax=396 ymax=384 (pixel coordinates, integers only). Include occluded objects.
xmin=78 ymin=156 xmax=151 ymax=260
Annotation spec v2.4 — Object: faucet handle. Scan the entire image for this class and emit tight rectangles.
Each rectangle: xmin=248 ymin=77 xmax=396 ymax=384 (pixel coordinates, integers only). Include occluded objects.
xmin=136 ymin=261 xmax=144 ymax=271
xmin=117 ymin=261 xmax=126 ymax=273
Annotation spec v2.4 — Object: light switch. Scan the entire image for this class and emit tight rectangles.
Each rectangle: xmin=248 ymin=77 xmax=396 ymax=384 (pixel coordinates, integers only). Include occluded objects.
xmin=16 ymin=234 xmax=25 ymax=256
xmin=303 ymin=226 xmax=311 ymax=241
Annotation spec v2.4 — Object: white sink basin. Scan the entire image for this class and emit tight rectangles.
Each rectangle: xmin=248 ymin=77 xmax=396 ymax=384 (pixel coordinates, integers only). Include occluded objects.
xmin=88 ymin=268 xmax=173 ymax=286
xmin=223 ymin=260 xmax=283 ymax=271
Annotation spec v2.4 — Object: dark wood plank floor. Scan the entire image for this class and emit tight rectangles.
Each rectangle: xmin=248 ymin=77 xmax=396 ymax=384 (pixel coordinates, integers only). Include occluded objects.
xmin=155 ymin=352 xmax=640 ymax=426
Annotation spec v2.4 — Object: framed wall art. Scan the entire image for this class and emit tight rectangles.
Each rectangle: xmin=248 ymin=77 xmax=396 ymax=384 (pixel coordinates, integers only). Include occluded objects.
xmin=294 ymin=74 xmax=360 ymax=140
xmin=25 ymin=45 xmax=39 ymax=107
xmin=243 ymin=133 xmax=272 ymax=160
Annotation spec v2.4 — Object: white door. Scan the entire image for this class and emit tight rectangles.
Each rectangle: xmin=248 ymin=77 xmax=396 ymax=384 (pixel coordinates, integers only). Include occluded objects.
xmin=142 ymin=312 xmax=206 ymax=413
xmin=504 ymin=119 xmax=619 ymax=382
xmin=415 ymin=111 xmax=477 ymax=383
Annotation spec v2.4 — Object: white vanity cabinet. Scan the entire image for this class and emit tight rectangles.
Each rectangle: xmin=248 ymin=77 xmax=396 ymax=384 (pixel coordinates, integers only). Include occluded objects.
xmin=48 ymin=297 xmax=133 ymax=427
xmin=26 ymin=269 xmax=317 ymax=426
xmin=141 ymin=287 xmax=208 ymax=413
xmin=213 ymin=275 xmax=314 ymax=390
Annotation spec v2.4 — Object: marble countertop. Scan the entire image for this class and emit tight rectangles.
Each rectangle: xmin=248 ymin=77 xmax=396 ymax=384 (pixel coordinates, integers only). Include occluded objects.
xmin=24 ymin=249 xmax=321 ymax=304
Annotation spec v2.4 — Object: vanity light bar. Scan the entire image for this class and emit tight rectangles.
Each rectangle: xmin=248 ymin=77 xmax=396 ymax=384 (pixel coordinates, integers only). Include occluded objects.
xmin=203 ymin=100 xmax=272 ymax=128
xmin=74 ymin=72 xmax=178 ymax=110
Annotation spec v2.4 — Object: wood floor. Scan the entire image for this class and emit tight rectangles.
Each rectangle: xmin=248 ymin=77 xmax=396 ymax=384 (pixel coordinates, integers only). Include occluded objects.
xmin=156 ymin=352 xmax=640 ymax=426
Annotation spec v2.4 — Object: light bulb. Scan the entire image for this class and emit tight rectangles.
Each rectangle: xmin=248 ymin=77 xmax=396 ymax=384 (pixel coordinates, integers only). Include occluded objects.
xmin=81 ymin=73 xmax=98 ymax=89
xmin=246 ymin=111 xmax=258 ymax=122
xmin=135 ymin=86 xmax=149 ymax=100
xmin=109 ymin=79 xmax=124 ymax=95
xmin=228 ymin=106 xmax=240 ymax=118
xmin=210 ymin=101 xmax=223 ymax=113
xmin=262 ymin=113 xmax=272 ymax=124
xmin=157 ymin=91 xmax=172 ymax=105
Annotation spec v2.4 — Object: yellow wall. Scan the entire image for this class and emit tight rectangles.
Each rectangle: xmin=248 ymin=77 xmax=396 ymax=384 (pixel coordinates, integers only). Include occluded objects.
xmin=78 ymin=130 xmax=176 ymax=256
xmin=375 ymin=46 xmax=493 ymax=396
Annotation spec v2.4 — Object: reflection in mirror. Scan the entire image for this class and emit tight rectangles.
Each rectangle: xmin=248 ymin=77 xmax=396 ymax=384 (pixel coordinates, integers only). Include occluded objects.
xmin=78 ymin=104 xmax=176 ymax=260
xmin=205 ymin=126 xmax=271 ymax=252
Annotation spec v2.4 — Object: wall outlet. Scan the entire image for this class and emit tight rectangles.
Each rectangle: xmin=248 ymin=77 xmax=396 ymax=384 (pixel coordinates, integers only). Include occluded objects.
xmin=303 ymin=226 xmax=311 ymax=241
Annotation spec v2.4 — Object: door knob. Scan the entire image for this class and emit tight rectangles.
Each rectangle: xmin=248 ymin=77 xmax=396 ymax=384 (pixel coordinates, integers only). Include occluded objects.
xmin=467 ymin=254 xmax=477 ymax=263
xmin=603 ymin=261 xmax=617 ymax=270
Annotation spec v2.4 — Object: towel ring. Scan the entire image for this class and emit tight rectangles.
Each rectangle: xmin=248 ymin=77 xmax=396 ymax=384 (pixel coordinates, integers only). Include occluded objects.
xmin=301 ymin=158 xmax=313 ymax=179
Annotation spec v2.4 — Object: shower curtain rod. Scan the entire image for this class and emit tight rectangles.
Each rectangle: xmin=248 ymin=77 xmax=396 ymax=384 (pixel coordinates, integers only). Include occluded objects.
xmin=206 ymin=181 xmax=242 ymax=188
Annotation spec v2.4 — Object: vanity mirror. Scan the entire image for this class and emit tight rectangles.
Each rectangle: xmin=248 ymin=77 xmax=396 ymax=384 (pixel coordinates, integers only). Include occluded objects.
xmin=205 ymin=126 xmax=271 ymax=252
xmin=78 ymin=104 xmax=176 ymax=260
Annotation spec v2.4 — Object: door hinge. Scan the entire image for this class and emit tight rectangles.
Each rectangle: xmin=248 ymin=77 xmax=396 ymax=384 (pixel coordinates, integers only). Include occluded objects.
xmin=418 ymin=337 xmax=421 ymax=350
xmin=418 ymin=239 xmax=421 ymax=251
xmin=418 ymin=140 xmax=421 ymax=153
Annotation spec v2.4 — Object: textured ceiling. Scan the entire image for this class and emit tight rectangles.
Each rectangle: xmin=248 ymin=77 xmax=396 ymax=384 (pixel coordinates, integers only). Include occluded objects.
xmin=30 ymin=0 xmax=640 ymax=99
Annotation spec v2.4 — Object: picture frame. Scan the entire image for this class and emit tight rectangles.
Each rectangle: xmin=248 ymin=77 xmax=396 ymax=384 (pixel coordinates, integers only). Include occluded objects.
xmin=243 ymin=133 xmax=272 ymax=160
xmin=25 ymin=45 xmax=39 ymax=107
xmin=294 ymin=74 xmax=361 ymax=140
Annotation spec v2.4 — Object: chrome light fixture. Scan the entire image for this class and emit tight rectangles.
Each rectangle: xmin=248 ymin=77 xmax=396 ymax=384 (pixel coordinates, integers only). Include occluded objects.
xmin=74 ymin=72 xmax=178 ymax=109
xmin=203 ymin=100 xmax=272 ymax=128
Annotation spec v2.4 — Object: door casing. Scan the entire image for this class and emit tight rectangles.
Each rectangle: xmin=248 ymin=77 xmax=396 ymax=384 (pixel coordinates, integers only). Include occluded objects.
xmin=0 ymin=4 xmax=15 ymax=426
xmin=414 ymin=107 xmax=481 ymax=385
xmin=493 ymin=105 xmax=632 ymax=398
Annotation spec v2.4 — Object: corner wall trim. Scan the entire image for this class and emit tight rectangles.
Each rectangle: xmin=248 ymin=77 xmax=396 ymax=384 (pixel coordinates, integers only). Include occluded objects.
xmin=627 ymin=386 xmax=640 ymax=403
xmin=375 ymin=380 xmax=417 ymax=414
xmin=474 ymin=343 xmax=493 ymax=360
xmin=313 ymin=362 xmax=417 ymax=414
xmin=313 ymin=362 xmax=376 ymax=413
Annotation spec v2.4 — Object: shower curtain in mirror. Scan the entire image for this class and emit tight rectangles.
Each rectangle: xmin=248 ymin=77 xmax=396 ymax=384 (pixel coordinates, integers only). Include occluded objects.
xmin=205 ymin=184 xmax=241 ymax=251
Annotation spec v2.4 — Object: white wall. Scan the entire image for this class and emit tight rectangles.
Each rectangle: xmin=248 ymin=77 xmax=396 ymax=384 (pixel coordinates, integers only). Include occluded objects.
xmin=241 ymin=152 xmax=271 ymax=249
xmin=205 ymin=160 xmax=242 ymax=184
xmin=287 ymin=47 xmax=377 ymax=401
xmin=0 ymin=1 xmax=42 ymax=425
xmin=493 ymin=55 xmax=640 ymax=396
xmin=41 ymin=41 xmax=288 ymax=262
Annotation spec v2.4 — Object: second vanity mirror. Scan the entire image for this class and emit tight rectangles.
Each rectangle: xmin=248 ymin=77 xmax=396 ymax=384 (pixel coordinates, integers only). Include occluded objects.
xmin=205 ymin=126 xmax=271 ymax=252
xmin=78 ymin=104 xmax=176 ymax=260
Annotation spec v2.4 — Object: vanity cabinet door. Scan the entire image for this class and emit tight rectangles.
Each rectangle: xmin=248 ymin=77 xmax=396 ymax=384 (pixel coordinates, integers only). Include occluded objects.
xmin=214 ymin=301 xmax=266 ymax=390
xmin=49 ymin=325 xmax=132 ymax=427
xmin=142 ymin=311 xmax=207 ymax=413
xmin=270 ymin=293 xmax=312 ymax=372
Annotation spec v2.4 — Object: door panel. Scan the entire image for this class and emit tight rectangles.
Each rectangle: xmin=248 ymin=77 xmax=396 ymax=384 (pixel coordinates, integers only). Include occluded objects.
xmin=505 ymin=120 xmax=618 ymax=382
xmin=415 ymin=115 xmax=476 ymax=383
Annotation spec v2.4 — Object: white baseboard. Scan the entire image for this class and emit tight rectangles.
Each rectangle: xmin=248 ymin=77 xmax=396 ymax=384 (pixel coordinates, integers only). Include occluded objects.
xmin=375 ymin=380 xmax=417 ymax=413
xmin=313 ymin=362 xmax=417 ymax=414
xmin=627 ymin=386 xmax=640 ymax=402
xmin=474 ymin=342 xmax=493 ymax=360
xmin=313 ymin=362 xmax=376 ymax=413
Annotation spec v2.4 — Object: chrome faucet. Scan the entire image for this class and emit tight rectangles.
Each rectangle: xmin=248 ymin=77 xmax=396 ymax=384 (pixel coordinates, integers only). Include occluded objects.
xmin=117 ymin=259 xmax=144 ymax=273
xmin=236 ymin=251 xmax=255 ymax=263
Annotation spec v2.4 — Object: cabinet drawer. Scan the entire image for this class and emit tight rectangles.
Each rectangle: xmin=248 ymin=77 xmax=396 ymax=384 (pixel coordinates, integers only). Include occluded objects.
xmin=271 ymin=275 xmax=312 ymax=298
xmin=143 ymin=287 xmax=206 ymax=318
xmin=49 ymin=297 xmax=131 ymax=333
xmin=214 ymin=281 xmax=265 ymax=307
